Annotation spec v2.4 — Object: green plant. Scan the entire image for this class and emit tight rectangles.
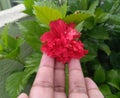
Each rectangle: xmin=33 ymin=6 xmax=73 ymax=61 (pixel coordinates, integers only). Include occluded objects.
xmin=0 ymin=0 xmax=120 ymax=98
xmin=0 ymin=0 xmax=11 ymax=10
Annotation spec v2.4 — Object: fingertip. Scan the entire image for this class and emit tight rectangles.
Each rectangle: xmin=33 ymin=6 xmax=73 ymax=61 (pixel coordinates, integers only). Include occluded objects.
xmin=40 ymin=53 xmax=55 ymax=68
xmin=85 ymin=77 xmax=104 ymax=98
xmin=17 ymin=93 xmax=28 ymax=98
xmin=85 ymin=77 xmax=98 ymax=90
xmin=68 ymin=59 xmax=81 ymax=69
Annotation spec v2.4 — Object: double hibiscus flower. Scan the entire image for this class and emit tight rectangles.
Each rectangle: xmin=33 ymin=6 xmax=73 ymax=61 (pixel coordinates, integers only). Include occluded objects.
xmin=40 ymin=19 xmax=88 ymax=64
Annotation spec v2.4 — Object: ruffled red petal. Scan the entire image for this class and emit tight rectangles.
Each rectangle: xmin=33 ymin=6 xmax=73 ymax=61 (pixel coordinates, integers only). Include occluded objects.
xmin=40 ymin=19 xmax=88 ymax=64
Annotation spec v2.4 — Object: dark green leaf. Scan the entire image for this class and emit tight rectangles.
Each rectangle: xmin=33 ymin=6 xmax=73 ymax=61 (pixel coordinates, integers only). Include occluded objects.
xmin=110 ymin=0 xmax=120 ymax=14
xmin=81 ymin=39 xmax=98 ymax=62
xmin=99 ymin=85 xmax=112 ymax=96
xmin=95 ymin=8 xmax=110 ymax=23
xmin=88 ymin=0 xmax=99 ymax=14
xmin=68 ymin=0 xmax=88 ymax=12
xmin=107 ymin=70 xmax=120 ymax=90
xmin=75 ymin=21 xmax=85 ymax=32
xmin=89 ymin=27 xmax=109 ymax=40
xmin=83 ymin=16 xmax=95 ymax=30
xmin=110 ymin=52 xmax=120 ymax=69
xmin=94 ymin=65 xmax=106 ymax=84
xmin=98 ymin=43 xmax=111 ymax=56
xmin=109 ymin=14 xmax=120 ymax=25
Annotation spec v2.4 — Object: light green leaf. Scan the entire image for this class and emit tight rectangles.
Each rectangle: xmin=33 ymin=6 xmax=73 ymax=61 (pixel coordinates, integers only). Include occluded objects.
xmin=99 ymin=43 xmax=111 ymax=56
xmin=57 ymin=1 xmax=67 ymax=17
xmin=0 ymin=25 xmax=9 ymax=49
xmin=5 ymin=47 xmax=20 ymax=59
xmin=34 ymin=6 xmax=62 ymax=25
xmin=94 ymin=65 xmax=106 ymax=84
xmin=35 ymin=1 xmax=67 ymax=17
xmin=1 ymin=25 xmax=8 ymax=46
xmin=23 ymin=0 xmax=34 ymax=15
xmin=64 ymin=13 xmax=91 ymax=24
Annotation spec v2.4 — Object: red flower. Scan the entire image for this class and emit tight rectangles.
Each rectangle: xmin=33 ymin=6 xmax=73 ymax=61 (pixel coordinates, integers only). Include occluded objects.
xmin=40 ymin=19 xmax=88 ymax=63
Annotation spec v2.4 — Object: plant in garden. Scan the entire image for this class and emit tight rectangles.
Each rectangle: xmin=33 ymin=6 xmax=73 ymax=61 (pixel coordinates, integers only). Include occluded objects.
xmin=0 ymin=0 xmax=120 ymax=98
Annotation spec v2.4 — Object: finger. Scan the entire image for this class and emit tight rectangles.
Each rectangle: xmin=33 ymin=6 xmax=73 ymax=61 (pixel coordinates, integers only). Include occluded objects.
xmin=17 ymin=93 xmax=28 ymax=98
xmin=68 ymin=59 xmax=88 ymax=98
xmin=54 ymin=62 xmax=67 ymax=98
xmin=85 ymin=78 xmax=104 ymax=98
xmin=29 ymin=53 xmax=55 ymax=98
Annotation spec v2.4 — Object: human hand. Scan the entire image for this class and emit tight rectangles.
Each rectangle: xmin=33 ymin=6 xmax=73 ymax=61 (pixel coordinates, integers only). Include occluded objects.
xmin=18 ymin=53 xmax=104 ymax=98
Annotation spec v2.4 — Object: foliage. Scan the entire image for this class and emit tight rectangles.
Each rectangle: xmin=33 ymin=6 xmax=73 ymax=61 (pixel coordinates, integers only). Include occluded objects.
xmin=0 ymin=0 xmax=120 ymax=98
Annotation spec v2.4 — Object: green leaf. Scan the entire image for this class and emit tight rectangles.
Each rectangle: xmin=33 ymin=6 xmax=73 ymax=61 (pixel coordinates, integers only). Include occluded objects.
xmin=34 ymin=6 xmax=62 ymax=25
xmin=75 ymin=21 xmax=85 ymax=32
xmin=35 ymin=1 xmax=67 ymax=17
xmin=6 ymin=52 xmax=41 ymax=98
xmin=94 ymin=65 xmax=106 ymax=84
xmin=95 ymin=8 xmax=110 ymax=23
xmin=1 ymin=25 xmax=9 ymax=47
xmin=99 ymin=43 xmax=111 ymax=56
xmin=106 ymin=94 xmax=118 ymax=98
xmin=89 ymin=27 xmax=109 ymax=40
xmin=68 ymin=0 xmax=88 ymax=12
xmin=88 ymin=0 xmax=99 ymax=14
xmin=83 ymin=16 xmax=95 ymax=30
xmin=110 ymin=52 xmax=120 ymax=69
xmin=81 ymin=39 xmax=98 ymax=62
xmin=109 ymin=14 xmax=120 ymax=25
xmin=110 ymin=0 xmax=120 ymax=14
xmin=6 ymin=72 xmax=29 ymax=98
xmin=99 ymin=85 xmax=112 ymax=96
xmin=64 ymin=13 xmax=91 ymax=24
xmin=0 ymin=59 xmax=23 ymax=98
xmin=80 ymin=0 xmax=89 ymax=10
xmin=57 ymin=1 xmax=67 ymax=17
xmin=107 ymin=70 xmax=120 ymax=90
xmin=100 ymin=85 xmax=119 ymax=98
xmin=18 ymin=20 xmax=48 ymax=51
xmin=5 ymin=47 xmax=20 ymax=59
xmin=23 ymin=0 xmax=34 ymax=15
